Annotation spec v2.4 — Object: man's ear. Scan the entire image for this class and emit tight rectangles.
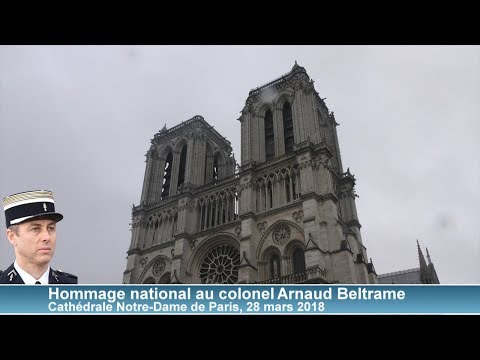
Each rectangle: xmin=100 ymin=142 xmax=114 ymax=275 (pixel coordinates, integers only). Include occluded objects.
xmin=6 ymin=229 xmax=16 ymax=245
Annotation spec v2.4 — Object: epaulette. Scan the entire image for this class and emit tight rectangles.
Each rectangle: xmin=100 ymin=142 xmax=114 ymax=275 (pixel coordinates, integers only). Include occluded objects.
xmin=51 ymin=269 xmax=78 ymax=284
xmin=57 ymin=269 xmax=78 ymax=279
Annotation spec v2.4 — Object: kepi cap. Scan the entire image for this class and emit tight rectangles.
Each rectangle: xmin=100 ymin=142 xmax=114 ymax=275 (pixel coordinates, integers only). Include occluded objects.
xmin=3 ymin=190 xmax=63 ymax=227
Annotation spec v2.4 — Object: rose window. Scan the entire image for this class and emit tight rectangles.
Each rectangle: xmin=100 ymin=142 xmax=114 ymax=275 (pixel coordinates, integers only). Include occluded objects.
xmin=200 ymin=244 xmax=240 ymax=284
xmin=152 ymin=259 xmax=166 ymax=277
xmin=273 ymin=225 xmax=291 ymax=245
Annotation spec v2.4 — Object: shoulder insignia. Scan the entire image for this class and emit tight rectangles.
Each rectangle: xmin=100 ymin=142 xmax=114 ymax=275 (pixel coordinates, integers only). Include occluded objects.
xmin=7 ymin=268 xmax=18 ymax=282
xmin=52 ymin=270 xmax=59 ymax=282
xmin=57 ymin=269 xmax=78 ymax=281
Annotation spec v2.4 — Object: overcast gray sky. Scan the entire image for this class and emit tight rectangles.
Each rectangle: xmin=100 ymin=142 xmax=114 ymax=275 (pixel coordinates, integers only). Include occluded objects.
xmin=0 ymin=45 xmax=479 ymax=284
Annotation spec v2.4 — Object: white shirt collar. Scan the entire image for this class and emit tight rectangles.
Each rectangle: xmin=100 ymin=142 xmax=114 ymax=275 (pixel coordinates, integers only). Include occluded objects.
xmin=14 ymin=261 xmax=50 ymax=284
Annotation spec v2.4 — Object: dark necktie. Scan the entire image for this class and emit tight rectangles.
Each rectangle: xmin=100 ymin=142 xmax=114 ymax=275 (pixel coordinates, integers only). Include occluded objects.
xmin=35 ymin=281 xmax=41 ymax=284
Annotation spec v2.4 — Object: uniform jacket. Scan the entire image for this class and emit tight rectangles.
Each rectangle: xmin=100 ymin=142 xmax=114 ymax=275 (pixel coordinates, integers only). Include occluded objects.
xmin=0 ymin=263 xmax=78 ymax=284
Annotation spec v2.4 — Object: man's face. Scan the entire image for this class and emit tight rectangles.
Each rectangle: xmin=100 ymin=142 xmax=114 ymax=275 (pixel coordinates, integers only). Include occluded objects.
xmin=6 ymin=218 xmax=57 ymax=267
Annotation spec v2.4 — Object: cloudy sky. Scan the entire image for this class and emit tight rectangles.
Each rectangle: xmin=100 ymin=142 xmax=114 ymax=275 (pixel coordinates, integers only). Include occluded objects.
xmin=0 ymin=45 xmax=478 ymax=284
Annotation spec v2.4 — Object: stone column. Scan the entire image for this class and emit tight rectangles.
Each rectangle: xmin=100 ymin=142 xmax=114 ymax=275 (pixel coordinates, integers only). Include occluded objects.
xmin=273 ymin=105 xmax=284 ymax=157
xmin=184 ymin=136 xmax=195 ymax=186
xmin=140 ymin=151 xmax=154 ymax=204
xmin=238 ymin=216 xmax=258 ymax=283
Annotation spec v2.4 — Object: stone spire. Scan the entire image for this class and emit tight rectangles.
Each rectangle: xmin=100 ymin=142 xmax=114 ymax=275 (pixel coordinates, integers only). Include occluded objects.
xmin=426 ymin=247 xmax=432 ymax=265
xmin=417 ymin=239 xmax=427 ymax=270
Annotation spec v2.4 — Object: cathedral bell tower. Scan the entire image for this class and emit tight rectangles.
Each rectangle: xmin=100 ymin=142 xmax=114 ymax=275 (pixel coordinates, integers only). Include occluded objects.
xmin=236 ymin=62 xmax=376 ymax=284
xmin=124 ymin=63 xmax=377 ymax=284
xmin=123 ymin=116 xmax=237 ymax=284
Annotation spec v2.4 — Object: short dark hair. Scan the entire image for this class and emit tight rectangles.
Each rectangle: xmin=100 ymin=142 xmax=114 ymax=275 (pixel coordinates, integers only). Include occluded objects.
xmin=8 ymin=224 xmax=19 ymax=235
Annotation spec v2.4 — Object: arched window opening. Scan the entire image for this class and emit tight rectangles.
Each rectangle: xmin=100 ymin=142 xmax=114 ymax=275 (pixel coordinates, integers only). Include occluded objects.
xmin=213 ymin=154 xmax=219 ymax=183
xmin=207 ymin=202 xmax=212 ymax=229
xmin=285 ymin=172 xmax=298 ymax=202
xmin=152 ymin=220 xmax=158 ymax=244
xmin=200 ymin=202 xmax=206 ymax=231
xmin=264 ymin=109 xmax=274 ymax=161
xmin=210 ymin=202 xmax=216 ymax=228
xmin=292 ymin=173 xmax=298 ymax=200
xmin=161 ymin=152 xmax=173 ymax=199
xmin=158 ymin=272 xmax=171 ymax=284
xmin=293 ymin=247 xmax=306 ymax=274
xmin=267 ymin=180 xmax=273 ymax=209
xmin=177 ymin=145 xmax=187 ymax=189
xmin=283 ymin=102 xmax=294 ymax=154
xmin=285 ymin=175 xmax=291 ymax=203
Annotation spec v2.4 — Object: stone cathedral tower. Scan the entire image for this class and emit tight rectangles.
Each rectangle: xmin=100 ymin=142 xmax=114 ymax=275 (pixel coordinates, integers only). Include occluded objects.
xmin=123 ymin=62 xmax=378 ymax=284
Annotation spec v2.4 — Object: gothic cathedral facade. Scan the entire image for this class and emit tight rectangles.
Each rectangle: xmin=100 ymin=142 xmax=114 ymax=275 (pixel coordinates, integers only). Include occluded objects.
xmin=123 ymin=63 xmax=378 ymax=285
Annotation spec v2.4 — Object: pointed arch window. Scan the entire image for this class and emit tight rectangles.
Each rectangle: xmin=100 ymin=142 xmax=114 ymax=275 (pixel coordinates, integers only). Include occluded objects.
xmin=213 ymin=154 xmax=219 ymax=183
xmin=293 ymin=247 xmax=306 ymax=274
xmin=177 ymin=145 xmax=187 ymax=189
xmin=285 ymin=171 xmax=297 ymax=202
xmin=161 ymin=152 xmax=173 ymax=199
xmin=285 ymin=175 xmax=291 ymax=203
xmin=159 ymin=272 xmax=171 ymax=284
xmin=283 ymin=102 xmax=294 ymax=154
xmin=267 ymin=180 xmax=273 ymax=209
xmin=265 ymin=109 xmax=274 ymax=161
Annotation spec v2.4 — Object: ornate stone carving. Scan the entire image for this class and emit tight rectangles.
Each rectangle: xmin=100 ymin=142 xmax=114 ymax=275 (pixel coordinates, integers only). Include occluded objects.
xmin=338 ymin=183 xmax=358 ymax=199
xmin=178 ymin=198 xmax=189 ymax=210
xmin=235 ymin=226 xmax=241 ymax=236
xmin=273 ymin=225 xmax=291 ymax=245
xmin=140 ymin=257 xmax=148 ymax=268
xmin=189 ymin=238 xmax=197 ymax=249
xmin=292 ymin=210 xmax=304 ymax=223
xmin=257 ymin=221 xmax=268 ymax=233
xmin=241 ymin=175 xmax=251 ymax=184
xmin=318 ymin=154 xmax=332 ymax=168
xmin=273 ymin=81 xmax=287 ymax=92
xmin=192 ymin=120 xmax=201 ymax=128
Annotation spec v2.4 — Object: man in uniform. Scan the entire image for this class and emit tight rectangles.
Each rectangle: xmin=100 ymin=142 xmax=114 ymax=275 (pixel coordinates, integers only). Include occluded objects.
xmin=0 ymin=189 xmax=77 ymax=284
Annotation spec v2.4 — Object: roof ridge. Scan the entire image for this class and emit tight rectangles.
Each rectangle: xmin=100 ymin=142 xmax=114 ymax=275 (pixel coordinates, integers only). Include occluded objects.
xmin=377 ymin=267 xmax=420 ymax=278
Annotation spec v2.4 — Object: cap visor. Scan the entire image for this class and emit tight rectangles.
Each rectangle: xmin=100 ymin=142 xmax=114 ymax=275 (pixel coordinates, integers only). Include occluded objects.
xmin=15 ymin=212 xmax=63 ymax=224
